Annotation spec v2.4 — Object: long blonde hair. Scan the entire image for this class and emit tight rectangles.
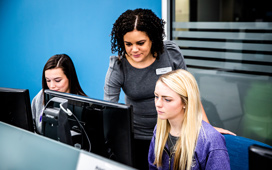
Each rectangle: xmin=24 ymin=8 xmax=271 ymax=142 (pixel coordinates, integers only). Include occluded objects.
xmin=154 ymin=69 xmax=203 ymax=170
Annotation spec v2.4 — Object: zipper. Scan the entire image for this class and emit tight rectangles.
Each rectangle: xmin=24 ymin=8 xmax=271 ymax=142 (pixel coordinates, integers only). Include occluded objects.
xmin=164 ymin=148 xmax=173 ymax=170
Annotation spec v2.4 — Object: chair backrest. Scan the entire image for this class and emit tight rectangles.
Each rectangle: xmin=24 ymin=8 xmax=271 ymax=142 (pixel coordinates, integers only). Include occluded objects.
xmin=223 ymin=134 xmax=272 ymax=170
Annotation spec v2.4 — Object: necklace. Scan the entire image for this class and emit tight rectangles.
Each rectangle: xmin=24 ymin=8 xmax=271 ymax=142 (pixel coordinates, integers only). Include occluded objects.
xmin=169 ymin=134 xmax=175 ymax=146
xmin=168 ymin=133 xmax=179 ymax=154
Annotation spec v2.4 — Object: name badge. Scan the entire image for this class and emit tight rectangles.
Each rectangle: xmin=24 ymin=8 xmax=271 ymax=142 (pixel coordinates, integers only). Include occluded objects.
xmin=156 ymin=67 xmax=172 ymax=75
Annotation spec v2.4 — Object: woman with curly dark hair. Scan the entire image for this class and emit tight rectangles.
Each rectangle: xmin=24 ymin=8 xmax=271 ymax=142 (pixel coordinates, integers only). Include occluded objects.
xmin=104 ymin=8 xmax=234 ymax=170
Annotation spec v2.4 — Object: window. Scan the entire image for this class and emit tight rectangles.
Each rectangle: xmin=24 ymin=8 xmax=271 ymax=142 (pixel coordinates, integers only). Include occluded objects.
xmin=166 ymin=0 xmax=272 ymax=146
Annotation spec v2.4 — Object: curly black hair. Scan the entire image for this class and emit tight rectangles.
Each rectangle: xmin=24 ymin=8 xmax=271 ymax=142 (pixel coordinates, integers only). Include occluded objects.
xmin=111 ymin=8 xmax=165 ymax=59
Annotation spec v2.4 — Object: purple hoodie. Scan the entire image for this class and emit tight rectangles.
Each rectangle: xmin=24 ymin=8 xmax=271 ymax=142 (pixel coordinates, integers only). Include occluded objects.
xmin=148 ymin=121 xmax=231 ymax=170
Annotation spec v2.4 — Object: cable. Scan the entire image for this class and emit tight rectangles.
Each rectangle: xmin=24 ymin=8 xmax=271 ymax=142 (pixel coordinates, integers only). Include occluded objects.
xmin=44 ymin=97 xmax=92 ymax=152
xmin=39 ymin=97 xmax=54 ymax=123
xmin=59 ymin=103 xmax=72 ymax=116
xmin=59 ymin=104 xmax=91 ymax=152
xmin=70 ymin=105 xmax=85 ymax=149
xmin=71 ymin=113 xmax=91 ymax=152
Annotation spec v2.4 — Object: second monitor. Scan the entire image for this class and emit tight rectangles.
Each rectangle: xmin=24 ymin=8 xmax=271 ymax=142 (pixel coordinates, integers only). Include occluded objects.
xmin=0 ymin=87 xmax=34 ymax=133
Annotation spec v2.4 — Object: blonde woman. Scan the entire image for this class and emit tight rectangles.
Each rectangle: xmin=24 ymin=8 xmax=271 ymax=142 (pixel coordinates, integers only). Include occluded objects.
xmin=148 ymin=69 xmax=230 ymax=170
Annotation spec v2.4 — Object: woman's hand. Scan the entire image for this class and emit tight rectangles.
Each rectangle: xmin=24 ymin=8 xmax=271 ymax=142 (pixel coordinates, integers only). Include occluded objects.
xmin=214 ymin=127 xmax=236 ymax=136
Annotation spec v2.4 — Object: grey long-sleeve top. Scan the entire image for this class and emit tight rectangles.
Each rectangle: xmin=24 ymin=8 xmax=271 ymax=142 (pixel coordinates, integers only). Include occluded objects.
xmin=31 ymin=89 xmax=44 ymax=134
xmin=104 ymin=40 xmax=187 ymax=140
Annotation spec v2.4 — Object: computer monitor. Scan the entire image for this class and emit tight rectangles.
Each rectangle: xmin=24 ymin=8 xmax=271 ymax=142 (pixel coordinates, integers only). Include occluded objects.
xmin=249 ymin=144 xmax=272 ymax=170
xmin=0 ymin=87 xmax=34 ymax=132
xmin=43 ymin=89 xmax=135 ymax=167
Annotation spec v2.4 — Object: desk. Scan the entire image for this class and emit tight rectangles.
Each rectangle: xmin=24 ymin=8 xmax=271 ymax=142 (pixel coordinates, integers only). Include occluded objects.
xmin=0 ymin=122 xmax=136 ymax=170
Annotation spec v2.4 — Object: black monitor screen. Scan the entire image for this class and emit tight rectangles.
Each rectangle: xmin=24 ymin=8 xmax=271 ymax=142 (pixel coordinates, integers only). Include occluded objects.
xmin=249 ymin=144 xmax=272 ymax=170
xmin=43 ymin=89 xmax=135 ymax=167
xmin=0 ymin=87 xmax=34 ymax=132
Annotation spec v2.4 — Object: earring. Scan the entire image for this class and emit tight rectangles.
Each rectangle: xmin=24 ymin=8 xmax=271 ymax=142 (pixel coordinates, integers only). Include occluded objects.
xmin=183 ymin=106 xmax=185 ymax=109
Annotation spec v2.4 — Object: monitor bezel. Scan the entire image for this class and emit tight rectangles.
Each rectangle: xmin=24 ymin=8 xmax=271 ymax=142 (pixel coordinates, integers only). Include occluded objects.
xmin=0 ymin=87 xmax=34 ymax=132
xmin=44 ymin=89 xmax=131 ymax=109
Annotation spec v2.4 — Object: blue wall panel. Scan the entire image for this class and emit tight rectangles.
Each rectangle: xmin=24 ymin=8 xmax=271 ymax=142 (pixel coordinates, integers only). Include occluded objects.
xmin=0 ymin=0 xmax=161 ymax=103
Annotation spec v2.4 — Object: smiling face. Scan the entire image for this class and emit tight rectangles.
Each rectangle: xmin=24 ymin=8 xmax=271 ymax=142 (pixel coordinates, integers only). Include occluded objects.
xmin=45 ymin=68 xmax=70 ymax=93
xmin=154 ymin=81 xmax=185 ymax=122
xmin=123 ymin=29 xmax=154 ymax=68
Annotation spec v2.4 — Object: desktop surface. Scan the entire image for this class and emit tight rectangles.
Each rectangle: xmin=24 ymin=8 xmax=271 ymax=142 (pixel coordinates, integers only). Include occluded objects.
xmin=0 ymin=122 xmax=136 ymax=170
xmin=0 ymin=122 xmax=79 ymax=170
